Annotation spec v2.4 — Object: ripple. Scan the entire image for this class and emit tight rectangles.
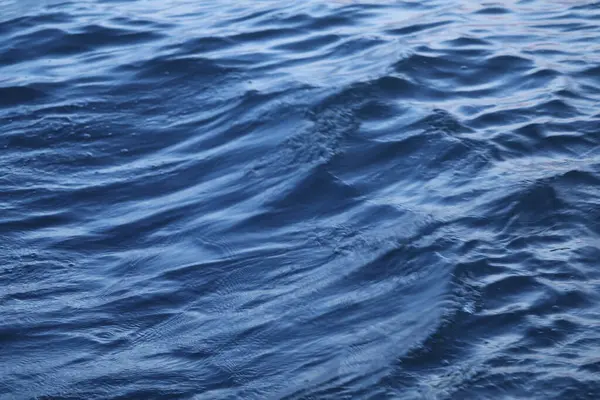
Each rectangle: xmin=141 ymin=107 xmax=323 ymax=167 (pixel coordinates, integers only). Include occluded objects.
xmin=2 ymin=0 xmax=600 ymax=399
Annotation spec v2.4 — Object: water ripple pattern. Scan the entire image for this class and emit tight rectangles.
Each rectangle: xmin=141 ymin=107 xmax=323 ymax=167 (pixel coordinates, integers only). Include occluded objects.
xmin=2 ymin=0 xmax=600 ymax=399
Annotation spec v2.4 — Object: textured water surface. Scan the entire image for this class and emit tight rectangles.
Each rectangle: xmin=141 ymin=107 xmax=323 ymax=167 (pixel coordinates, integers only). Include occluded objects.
xmin=2 ymin=0 xmax=600 ymax=399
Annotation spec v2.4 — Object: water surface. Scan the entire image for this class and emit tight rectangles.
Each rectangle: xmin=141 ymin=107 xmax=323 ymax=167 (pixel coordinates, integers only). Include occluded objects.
xmin=2 ymin=0 xmax=600 ymax=399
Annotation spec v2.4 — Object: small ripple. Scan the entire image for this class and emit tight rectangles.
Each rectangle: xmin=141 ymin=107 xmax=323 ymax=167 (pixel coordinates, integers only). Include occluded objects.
xmin=386 ymin=20 xmax=453 ymax=36
xmin=2 ymin=1 xmax=600 ymax=399
xmin=3 ymin=24 xmax=164 ymax=64
xmin=475 ymin=6 xmax=511 ymax=15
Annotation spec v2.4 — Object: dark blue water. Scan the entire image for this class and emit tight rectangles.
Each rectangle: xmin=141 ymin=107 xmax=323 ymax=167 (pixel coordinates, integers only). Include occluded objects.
xmin=2 ymin=0 xmax=600 ymax=398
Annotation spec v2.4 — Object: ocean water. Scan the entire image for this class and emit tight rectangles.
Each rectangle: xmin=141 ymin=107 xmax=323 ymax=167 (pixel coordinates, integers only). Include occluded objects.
xmin=1 ymin=0 xmax=600 ymax=398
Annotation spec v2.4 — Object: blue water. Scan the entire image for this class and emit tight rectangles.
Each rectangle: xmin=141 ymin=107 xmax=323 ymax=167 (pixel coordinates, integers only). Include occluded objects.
xmin=2 ymin=0 xmax=600 ymax=398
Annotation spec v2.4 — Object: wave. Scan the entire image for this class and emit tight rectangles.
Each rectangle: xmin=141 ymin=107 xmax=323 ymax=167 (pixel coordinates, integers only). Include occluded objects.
xmin=2 ymin=0 xmax=600 ymax=399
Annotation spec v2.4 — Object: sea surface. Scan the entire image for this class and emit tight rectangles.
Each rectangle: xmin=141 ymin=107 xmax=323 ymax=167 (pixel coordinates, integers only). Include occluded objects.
xmin=1 ymin=0 xmax=600 ymax=399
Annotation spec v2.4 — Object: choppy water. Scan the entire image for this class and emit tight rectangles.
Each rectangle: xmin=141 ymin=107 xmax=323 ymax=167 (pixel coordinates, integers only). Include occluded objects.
xmin=2 ymin=0 xmax=600 ymax=398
